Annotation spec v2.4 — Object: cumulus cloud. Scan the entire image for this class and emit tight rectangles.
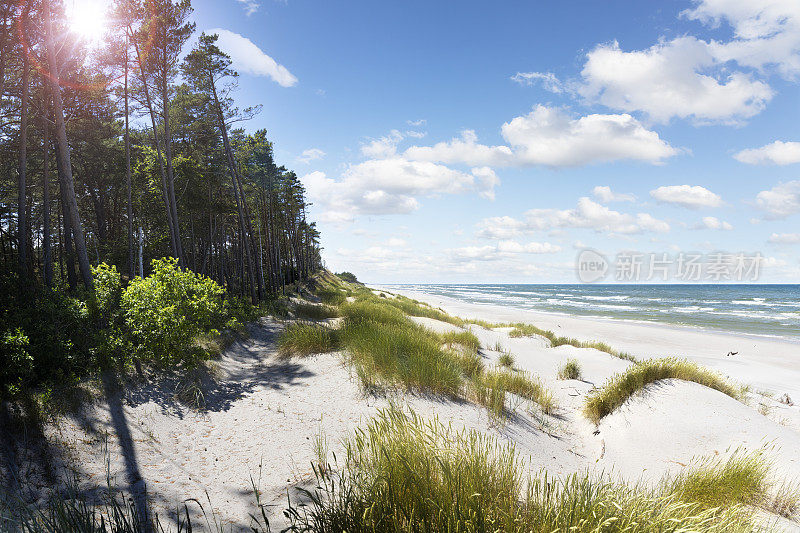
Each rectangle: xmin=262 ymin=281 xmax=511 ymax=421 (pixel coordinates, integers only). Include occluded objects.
xmin=510 ymin=71 xmax=565 ymax=93
xmin=407 ymin=119 xmax=427 ymax=127
xmin=650 ymin=185 xmax=723 ymax=209
xmin=361 ymin=130 xmax=404 ymax=158
xmin=683 ymin=0 xmax=800 ymax=77
xmin=404 ymin=106 xmax=678 ymax=168
xmin=296 ymin=148 xmax=325 ymax=164
xmin=693 ymin=216 xmax=733 ymax=230
xmin=301 ymin=160 xmax=499 ymax=223
xmin=592 ymin=185 xmax=636 ymax=203
xmin=578 ymin=37 xmax=772 ymax=124
xmin=754 ymin=180 xmax=800 ymax=219
xmin=734 ymin=141 xmax=800 ymax=165
xmin=210 ymin=29 xmax=297 ymax=87
xmin=478 ymin=197 xmax=669 ymax=238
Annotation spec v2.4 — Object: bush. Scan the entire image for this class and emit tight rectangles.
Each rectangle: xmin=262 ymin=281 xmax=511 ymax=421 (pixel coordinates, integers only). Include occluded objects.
xmin=92 ymin=263 xmax=123 ymax=320
xmin=557 ymin=359 xmax=581 ymax=380
xmin=121 ymin=258 xmax=224 ymax=366
xmin=336 ymin=271 xmax=359 ymax=284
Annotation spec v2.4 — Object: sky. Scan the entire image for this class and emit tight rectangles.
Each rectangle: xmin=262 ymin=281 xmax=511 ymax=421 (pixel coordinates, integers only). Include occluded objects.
xmin=86 ymin=0 xmax=800 ymax=283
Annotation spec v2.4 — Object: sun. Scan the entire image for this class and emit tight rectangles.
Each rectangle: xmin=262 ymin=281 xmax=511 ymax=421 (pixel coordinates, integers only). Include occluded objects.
xmin=65 ymin=0 xmax=109 ymax=45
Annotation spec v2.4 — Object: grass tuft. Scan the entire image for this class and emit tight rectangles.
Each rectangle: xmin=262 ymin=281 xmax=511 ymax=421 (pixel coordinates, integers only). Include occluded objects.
xmin=557 ymin=358 xmax=582 ymax=380
xmin=294 ymin=302 xmax=340 ymax=320
xmin=497 ymin=352 xmax=514 ymax=368
xmin=584 ymin=358 xmax=746 ymax=423
xmin=440 ymin=330 xmax=481 ymax=351
xmin=476 ymin=368 xmax=556 ymax=415
xmin=278 ymin=322 xmax=338 ymax=357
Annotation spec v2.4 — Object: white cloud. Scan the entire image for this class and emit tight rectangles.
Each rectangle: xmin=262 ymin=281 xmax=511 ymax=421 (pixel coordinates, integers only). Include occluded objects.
xmin=404 ymin=106 xmax=678 ymax=168
xmin=404 ymin=130 xmax=512 ymax=167
xmin=210 ymin=29 xmax=297 ymax=87
xmin=385 ymin=238 xmax=407 ymax=247
xmin=592 ymin=185 xmax=636 ymax=203
xmin=407 ymin=119 xmax=427 ymax=127
xmin=235 ymin=0 xmax=259 ymax=16
xmin=361 ymin=130 xmax=404 ymax=158
xmin=301 ymin=160 xmax=499 ymax=222
xmin=578 ymin=37 xmax=773 ymax=124
xmin=650 ymin=185 xmax=723 ymax=209
xmin=683 ymin=0 xmax=800 ymax=77
xmin=296 ymin=148 xmax=325 ymax=164
xmin=448 ymin=240 xmax=561 ymax=262
xmin=510 ymin=71 xmax=565 ymax=93
xmin=405 ymin=130 xmax=427 ymax=139
xmin=734 ymin=141 xmax=800 ymax=165
xmin=478 ymin=197 xmax=670 ymax=238
xmin=769 ymin=233 xmax=800 ymax=244
xmin=754 ymin=180 xmax=800 ymax=219
xmin=694 ymin=216 xmax=733 ymax=230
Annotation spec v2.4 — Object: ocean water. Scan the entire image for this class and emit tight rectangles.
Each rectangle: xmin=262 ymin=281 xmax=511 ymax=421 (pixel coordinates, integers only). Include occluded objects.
xmin=389 ymin=284 xmax=800 ymax=341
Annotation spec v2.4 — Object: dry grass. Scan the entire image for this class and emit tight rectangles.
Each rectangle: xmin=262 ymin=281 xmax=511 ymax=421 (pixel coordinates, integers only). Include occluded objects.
xmin=557 ymin=358 xmax=581 ymax=380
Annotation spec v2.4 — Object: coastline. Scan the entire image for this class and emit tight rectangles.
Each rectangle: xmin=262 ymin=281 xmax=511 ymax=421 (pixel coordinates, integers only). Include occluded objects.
xmin=380 ymin=285 xmax=800 ymax=400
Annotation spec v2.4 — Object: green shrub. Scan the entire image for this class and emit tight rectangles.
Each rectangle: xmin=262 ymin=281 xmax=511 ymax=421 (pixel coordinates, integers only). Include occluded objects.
xmin=336 ymin=271 xmax=359 ymax=284
xmin=278 ymin=323 xmax=338 ymax=357
xmin=557 ymin=358 xmax=581 ymax=380
xmin=584 ymin=358 xmax=745 ymax=423
xmin=0 ymin=328 xmax=33 ymax=391
xmin=92 ymin=262 xmax=122 ymax=319
xmin=121 ymin=258 xmax=224 ymax=366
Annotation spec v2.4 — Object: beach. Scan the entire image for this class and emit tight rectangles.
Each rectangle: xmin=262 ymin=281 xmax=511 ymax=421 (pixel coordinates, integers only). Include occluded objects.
xmin=6 ymin=281 xmax=800 ymax=530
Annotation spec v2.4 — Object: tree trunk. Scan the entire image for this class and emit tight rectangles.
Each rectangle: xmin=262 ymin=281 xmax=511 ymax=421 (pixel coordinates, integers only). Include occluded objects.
xmin=17 ymin=7 xmax=30 ymax=277
xmin=131 ymin=32 xmax=179 ymax=262
xmin=42 ymin=111 xmax=53 ymax=287
xmin=161 ymin=71 xmax=184 ymax=266
xmin=125 ymin=35 xmax=134 ymax=279
xmin=44 ymin=0 xmax=93 ymax=290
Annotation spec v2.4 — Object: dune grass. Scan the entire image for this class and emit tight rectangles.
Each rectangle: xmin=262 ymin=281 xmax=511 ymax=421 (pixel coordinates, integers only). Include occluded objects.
xmin=440 ymin=330 xmax=481 ymax=351
xmin=286 ymin=406 xmax=765 ymax=532
xmin=509 ymin=322 xmax=636 ymax=362
xmin=584 ymin=358 xmax=746 ymax=423
xmin=294 ymin=302 xmax=340 ymax=320
xmin=477 ymin=368 xmax=557 ymax=415
xmin=497 ymin=352 xmax=514 ymax=368
xmin=278 ymin=322 xmax=339 ymax=357
xmin=339 ymin=300 xmax=465 ymax=396
xmin=557 ymin=358 xmax=582 ymax=380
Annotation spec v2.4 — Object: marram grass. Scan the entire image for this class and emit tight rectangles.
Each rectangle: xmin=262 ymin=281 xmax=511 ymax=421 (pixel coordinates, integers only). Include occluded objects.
xmin=557 ymin=358 xmax=582 ymax=380
xmin=509 ymin=322 xmax=636 ymax=362
xmin=286 ymin=406 xmax=771 ymax=532
xmin=278 ymin=322 xmax=338 ymax=357
xmin=293 ymin=301 xmax=339 ymax=320
xmin=584 ymin=357 xmax=746 ymax=423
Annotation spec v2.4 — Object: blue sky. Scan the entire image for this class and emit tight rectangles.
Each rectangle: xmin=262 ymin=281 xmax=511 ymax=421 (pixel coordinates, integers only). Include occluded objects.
xmin=112 ymin=0 xmax=800 ymax=282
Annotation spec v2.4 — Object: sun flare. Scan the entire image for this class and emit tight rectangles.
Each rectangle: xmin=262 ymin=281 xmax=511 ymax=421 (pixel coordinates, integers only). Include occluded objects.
xmin=65 ymin=0 xmax=109 ymax=45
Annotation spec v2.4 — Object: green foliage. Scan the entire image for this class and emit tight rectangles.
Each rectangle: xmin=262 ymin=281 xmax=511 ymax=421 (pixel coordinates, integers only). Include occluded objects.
xmin=584 ymin=358 xmax=746 ymax=423
xmin=287 ymin=407 xmax=758 ymax=532
xmin=92 ymin=262 xmax=123 ymax=320
xmin=336 ymin=271 xmax=359 ymax=284
xmin=557 ymin=358 xmax=582 ymax=380
xmin=278 ymin=323 xmax=338 ymax=357
xmin=121 ymin=258 xmax=224 ymax=366
xmin=0 ymin=328 xmax=33 ymax=390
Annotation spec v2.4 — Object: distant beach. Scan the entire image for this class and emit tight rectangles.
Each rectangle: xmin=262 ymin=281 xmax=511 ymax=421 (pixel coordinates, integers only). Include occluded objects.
xmin=386 ymin=284 xmax=800 ymax=341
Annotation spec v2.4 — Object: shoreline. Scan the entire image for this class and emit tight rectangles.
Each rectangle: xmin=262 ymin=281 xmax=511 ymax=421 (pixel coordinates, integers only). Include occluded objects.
xmin=379 ymin=285 xmax=800 ymax=400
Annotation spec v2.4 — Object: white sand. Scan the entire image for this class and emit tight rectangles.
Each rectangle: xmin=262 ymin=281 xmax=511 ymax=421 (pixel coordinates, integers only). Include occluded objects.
xmin=5 ymin=287 xmax=800 ymax=530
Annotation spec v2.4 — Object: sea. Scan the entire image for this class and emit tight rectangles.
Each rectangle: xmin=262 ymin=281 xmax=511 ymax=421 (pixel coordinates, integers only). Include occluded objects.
xmin=388 ymin=284 xmax=800 ymax=341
